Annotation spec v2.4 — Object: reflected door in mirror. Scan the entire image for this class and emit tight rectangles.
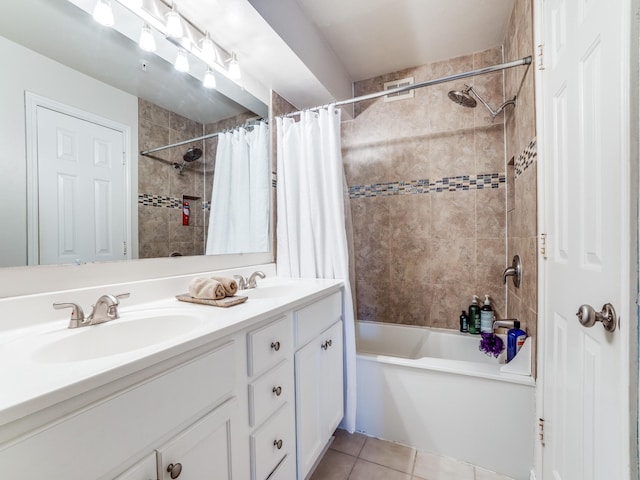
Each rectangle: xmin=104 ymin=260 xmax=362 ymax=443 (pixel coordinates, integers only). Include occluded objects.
xmin=35 ymin=107 xmax=127 ymax=265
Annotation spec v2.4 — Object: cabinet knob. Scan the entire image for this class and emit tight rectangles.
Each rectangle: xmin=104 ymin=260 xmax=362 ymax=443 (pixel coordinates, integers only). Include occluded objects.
xmin=327 ymin=339 xmax=332 ymax=347
xmin=272 ymin=386 xmax=282 ymax=396
xmin=321 ymin=341 xmax=328 ymax=350
xmin=273 ymin=439 xmax=283 ymax=450
xmin=167 ymin=463 xmax=182 ymax=479
xmin=271 ymin=341 xmax=281 ymax=351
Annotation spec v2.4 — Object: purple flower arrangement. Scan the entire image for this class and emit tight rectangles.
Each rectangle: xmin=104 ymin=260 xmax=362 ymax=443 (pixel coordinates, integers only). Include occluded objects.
xmin=479 ymin=332 xmax=505 ymax=358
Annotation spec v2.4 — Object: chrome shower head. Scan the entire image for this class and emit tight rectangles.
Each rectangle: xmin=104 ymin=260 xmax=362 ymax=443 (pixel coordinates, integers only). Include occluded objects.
xmin=447 ymin=85 xmax=477 ymax=108
xmin=183 ymin=147 xmax=202 ymax=162
xmin=173 ymin=147 xmax=202 ymax=174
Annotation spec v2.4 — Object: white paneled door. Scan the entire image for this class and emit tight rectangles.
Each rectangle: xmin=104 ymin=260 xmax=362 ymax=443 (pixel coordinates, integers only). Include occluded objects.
xmin=539 ymin=0 xmax=632 ymax=478
xmin=35 ymin=106 xmax=127 ymax=265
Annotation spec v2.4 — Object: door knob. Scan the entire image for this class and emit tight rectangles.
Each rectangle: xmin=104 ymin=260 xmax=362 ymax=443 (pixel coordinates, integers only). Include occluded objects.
xmin=575 ymin=303 xmax=617 ymax=332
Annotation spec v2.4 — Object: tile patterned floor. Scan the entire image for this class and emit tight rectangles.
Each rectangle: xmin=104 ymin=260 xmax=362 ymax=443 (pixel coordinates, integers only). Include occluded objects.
xmin=310 ymin=430 xmax=515 ymax=480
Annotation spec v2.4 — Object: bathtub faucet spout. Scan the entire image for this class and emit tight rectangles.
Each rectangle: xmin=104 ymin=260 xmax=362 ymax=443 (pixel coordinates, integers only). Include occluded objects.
xmin=493 ymin=319 xmax=517 ymax=332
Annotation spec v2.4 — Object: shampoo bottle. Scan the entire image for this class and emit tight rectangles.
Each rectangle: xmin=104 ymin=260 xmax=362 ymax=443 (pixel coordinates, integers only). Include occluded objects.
xmin=468 ymin=296 xmax=481 ymax=334
xmin=480 ymin=295 xmax=494 ymax=333
xmin=459 ymin=311 xmax=469 ymax=333
xmin=507 ymin=321 xmax=527 ymax=362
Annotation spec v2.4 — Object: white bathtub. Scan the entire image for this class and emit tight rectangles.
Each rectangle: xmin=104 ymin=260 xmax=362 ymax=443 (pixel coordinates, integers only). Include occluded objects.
xmin=355 ymin=321 xmax=535 ymax=480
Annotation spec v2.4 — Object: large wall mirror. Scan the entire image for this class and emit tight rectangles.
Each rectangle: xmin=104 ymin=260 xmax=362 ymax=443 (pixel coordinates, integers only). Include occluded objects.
xmin=0 ymin=0 xmax=271 ymax=269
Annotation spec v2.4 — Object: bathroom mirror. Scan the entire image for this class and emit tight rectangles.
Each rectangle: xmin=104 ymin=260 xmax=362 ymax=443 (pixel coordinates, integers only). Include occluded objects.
xmin=0 ymin=0 xmax=271 ymax=268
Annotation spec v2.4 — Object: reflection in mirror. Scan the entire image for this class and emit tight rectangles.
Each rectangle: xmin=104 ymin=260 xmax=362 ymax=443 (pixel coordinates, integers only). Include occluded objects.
xmin=0 ymin=0 xmax=270 ymax=267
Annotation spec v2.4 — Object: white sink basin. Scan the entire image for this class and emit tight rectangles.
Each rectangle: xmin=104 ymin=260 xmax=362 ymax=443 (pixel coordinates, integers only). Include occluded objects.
xmin=32 ymin=312 xmax=206 ymax=363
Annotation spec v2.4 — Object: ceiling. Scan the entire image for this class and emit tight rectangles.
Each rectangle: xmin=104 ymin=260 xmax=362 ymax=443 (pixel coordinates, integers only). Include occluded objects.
xmin=293 ymin=0 xmax=516 ymax=81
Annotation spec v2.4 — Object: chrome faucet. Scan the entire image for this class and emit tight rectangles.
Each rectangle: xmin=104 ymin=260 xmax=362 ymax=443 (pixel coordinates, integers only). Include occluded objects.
xmin=247 ymin=271 xmax=266 ymax=289
xmin=502 ymin=255 xmax=522 ymax=288
xmin=53 ymin=293 xmax=130 ymax=329
xmin=233 ymin=271 xmax=266 ymax=290
xmin=233 ymin=275 xmax=248 ymax=290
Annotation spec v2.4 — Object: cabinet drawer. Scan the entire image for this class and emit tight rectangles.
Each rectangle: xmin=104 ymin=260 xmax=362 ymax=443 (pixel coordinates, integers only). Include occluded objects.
xmin=247 ymin=316 xmax=291 ymax=377
xmin=248 ymin=360 xmax=292 ymax=427
xmin=268 ymin=455 xmax=295 ymax=480
xmin=295 ymin=291 xmax=342 ymax=348
xmin=113 ymin=453 xmax=156 ymax=480
xmin=250 ymin=403 xmax=294 ymax=480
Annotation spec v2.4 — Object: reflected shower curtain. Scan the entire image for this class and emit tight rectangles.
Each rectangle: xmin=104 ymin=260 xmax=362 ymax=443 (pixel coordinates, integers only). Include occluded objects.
xmin=206 ymin=122 xmax=269 ymax=255
xmin=276 ymin=107 xmax=357 ymax=432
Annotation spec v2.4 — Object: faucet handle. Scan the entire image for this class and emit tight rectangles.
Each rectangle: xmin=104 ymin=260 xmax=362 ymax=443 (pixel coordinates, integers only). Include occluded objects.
xmin=233 ymin=275 xmax=248 ymax=290
xmin=53 ymin=302 xmax=86 ymax=329
xmin=115 ymin=293 xmax=130 ymax=301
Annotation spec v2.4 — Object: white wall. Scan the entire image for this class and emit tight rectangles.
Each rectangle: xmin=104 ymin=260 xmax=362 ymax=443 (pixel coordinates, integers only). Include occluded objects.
xmin=0 ymin=35 xmax=139 ymax=267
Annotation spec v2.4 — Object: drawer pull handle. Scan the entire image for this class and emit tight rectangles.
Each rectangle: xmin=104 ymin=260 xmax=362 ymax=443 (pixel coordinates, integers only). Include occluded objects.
xmin=273 ymin=386 xmax=282 ymax=396
xmin=271 ymin=341 xmax=281 ymax=351
xmin=167 ymin=463 xmax=183 ymax=479
xmin=273 ymin=439 xmax=283 ymax=450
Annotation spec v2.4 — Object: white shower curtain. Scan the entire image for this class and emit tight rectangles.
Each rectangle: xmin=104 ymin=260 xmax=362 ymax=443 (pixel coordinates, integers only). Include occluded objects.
xmin=276 ymin=107 xmax=357 ymax=433
xmin=206 ymin=122 xmax=269 ymax=255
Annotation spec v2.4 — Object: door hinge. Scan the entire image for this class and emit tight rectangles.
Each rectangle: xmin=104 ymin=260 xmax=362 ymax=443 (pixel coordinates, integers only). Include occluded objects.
xmin=538 ymin=418 xmax=546 ymax=446
xmin=122 ymin=152 xmax=126 ymax=166
xmin=540 ymin=233 xmax=547 ymax=259
xmin=537 ymin=44 xmax=545 ymax=70
xmin=123 ymin=241 xmax=128 ymax=256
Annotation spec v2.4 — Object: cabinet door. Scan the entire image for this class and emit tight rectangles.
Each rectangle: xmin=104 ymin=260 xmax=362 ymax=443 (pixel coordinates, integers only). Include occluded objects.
xmin=320 ymin=321 xmax=344 ymax=440
xmin=295 ymin=320 xmax=344 ymax=479
xmin=295 ymin=334 xmax=324 ymax=479
xmin=114 ymin=454 xmax=157 ymax=480
xmin=156 ymin=398 xmax=237 ymax=480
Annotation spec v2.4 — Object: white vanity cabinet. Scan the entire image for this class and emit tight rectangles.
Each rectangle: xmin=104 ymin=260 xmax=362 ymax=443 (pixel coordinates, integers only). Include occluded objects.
xmin=0 ymin=341 xmax=240 ymax=480
xmin=293 ymin=292 xmax=344 ymax=479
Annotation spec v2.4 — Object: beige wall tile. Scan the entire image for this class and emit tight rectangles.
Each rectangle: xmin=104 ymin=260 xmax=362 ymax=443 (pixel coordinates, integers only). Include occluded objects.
xmin=476 ymin=124 xmax=506 ymax=175
xmin=476 ymin=188 xmax=506 ymax=239
xmin=430 ymin=190 xmax=476 ymax=240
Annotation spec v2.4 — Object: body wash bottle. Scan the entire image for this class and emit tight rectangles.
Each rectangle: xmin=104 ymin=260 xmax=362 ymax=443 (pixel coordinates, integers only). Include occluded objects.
xmin=480 ymin=295 xmax=494 ymax=333
xmin=507 ymin=321 xmax=527 ymax=362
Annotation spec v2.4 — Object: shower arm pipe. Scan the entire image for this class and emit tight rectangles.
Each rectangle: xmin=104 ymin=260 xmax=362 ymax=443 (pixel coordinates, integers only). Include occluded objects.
xmin=284 ymin=56 xmax=532 ymax=117
xmin=140 ymin=116 xmax=266 ymax=156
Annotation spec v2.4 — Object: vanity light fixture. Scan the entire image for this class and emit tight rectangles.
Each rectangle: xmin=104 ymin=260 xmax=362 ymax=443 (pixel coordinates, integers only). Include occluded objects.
xmin=203 ymin=68 xmax=217 ymax=89
xmin=174 ymin=48 xmax=189 ymax=72
xmin=93 ymin=0 xmax=115 ymax=27
xmin=228 ymin=52 xmax=241 ymax=80
xmin=165 ymin=2 xmax=183 ymax=38
xmin=139 ymin=24 xmax=156 ymax=52
xmin=201 ymin=33 xmax=216 ymax=63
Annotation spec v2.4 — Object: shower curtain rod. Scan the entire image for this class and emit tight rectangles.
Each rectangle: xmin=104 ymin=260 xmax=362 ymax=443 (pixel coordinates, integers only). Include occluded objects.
xmin=284 ymin=56 xmax=532 ymax=117
xmin=140 ymin=117 xmax=267 ymax=156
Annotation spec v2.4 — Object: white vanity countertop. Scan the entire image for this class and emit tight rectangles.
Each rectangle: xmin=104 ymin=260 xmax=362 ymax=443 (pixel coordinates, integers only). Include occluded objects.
xmin=0 ymin=276 xmax=343 ymax=434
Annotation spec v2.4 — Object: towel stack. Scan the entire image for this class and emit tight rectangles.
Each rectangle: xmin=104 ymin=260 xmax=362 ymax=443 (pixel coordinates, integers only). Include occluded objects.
xmin=188 ymin=276 xmax=238 ymax=300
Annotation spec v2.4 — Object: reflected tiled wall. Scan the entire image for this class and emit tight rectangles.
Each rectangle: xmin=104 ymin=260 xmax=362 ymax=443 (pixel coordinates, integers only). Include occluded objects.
xmin=137 ymin=99 xmax=206 ymax=258
xmin=503 ymin=0 xmax=538 ymax=371
xmin=343 ymin=48 xmax=508 ymax=329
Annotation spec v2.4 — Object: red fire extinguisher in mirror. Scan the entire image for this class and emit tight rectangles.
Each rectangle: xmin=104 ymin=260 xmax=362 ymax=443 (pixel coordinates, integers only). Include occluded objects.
xmin=182 ymin=201 xmax=190 ymax=226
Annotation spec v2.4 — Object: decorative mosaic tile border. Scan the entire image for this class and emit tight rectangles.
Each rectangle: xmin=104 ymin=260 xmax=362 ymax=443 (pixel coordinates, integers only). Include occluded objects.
xmin=349 ymin=173 xmax=506 ymax=199
xmin=138 ymin=194 xmax=211 ymax=210
xmin=514 ymin=138 xmax=537 ymax=178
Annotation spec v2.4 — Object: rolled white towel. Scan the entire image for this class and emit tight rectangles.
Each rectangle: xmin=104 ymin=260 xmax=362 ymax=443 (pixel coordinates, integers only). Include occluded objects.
xmin=189 ymin=277 xmax=226 ymax=300
xmin=211 ymin=277 xmax=238 ymax=296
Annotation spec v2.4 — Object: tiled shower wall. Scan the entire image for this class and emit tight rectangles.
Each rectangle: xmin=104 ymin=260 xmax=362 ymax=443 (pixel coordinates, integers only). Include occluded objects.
xmin=343 ymin=47 xmax=508 ymax=329
xmin=138 ymin=99 xmax=206 ymax=258
xmin=504 ymin=0 xmax=538 ymax=364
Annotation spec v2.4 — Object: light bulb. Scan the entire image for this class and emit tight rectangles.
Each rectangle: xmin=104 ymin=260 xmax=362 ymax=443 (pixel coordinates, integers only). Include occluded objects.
xmin=165 ymin=11 xmax=183 ymax=38
xmin=93 ymin=0 xmax=114 ymax=27
xmin=203 ymin=69 xmax=217 ymax=89
xmin=174 ymin=49 xmax=189 ymax=72
xmin=201 ymin=34 xmax=216 ymax=62
xmin=139 ymin=24 xmax=156 ymax=52
xmin=228 ymin=53 xmax=241 ymax=80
